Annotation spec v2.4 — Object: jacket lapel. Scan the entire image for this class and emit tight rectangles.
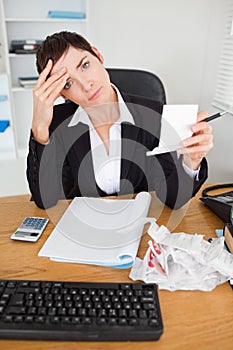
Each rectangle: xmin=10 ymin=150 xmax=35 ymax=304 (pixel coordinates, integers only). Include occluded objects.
xmin=120 ymin=98 xmax=141 ymax=186
xmin=120 ymin=93 xmax=161 ymax=192
xmin=65 ymin=123 xmax=100 ymax=196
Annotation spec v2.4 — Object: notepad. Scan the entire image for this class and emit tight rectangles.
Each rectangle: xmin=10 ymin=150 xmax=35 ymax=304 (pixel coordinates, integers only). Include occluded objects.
xmin=147 ymin=104 xmax=198 ymax=155
xmin=38 ymin=192 xmax=152 ymax=268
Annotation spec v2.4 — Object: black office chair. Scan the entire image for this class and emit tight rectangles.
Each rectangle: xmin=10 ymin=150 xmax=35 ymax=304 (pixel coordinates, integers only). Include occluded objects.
xmin=106 ymin=68 xmax=166 ymax=105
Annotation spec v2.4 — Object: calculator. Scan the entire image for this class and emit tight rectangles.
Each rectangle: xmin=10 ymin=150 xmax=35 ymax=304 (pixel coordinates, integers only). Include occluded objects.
xmin=10 ymin=217 xmax=49 ymax=242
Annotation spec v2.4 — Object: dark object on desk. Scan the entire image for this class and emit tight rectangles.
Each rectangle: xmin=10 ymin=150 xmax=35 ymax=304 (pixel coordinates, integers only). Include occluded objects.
xmin=224 ymin=223 xmax=233 ymax=254
xmin=200 ymin=184 xmax=233 ymax=224
xmin=0 ymin=280 xmax=163 ymax=342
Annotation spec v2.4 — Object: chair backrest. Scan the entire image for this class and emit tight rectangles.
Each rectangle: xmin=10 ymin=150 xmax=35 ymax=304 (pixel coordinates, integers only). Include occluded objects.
xmin=106 ymin=68 xmax=166 ymax=105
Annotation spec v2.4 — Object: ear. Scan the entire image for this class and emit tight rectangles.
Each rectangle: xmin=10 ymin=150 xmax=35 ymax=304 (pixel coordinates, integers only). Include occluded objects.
xmin=91 ymin=46 xmax=104 ymax=64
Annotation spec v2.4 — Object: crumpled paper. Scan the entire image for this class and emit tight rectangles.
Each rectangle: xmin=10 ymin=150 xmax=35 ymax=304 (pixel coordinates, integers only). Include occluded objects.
xmin=129 ymin=222 xmax=233 ymax=291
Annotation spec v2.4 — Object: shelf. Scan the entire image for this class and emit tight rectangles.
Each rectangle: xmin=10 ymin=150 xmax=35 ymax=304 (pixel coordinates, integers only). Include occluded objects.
xmin=12 ymin=87 xmax=34 ymax=92
xmin=5 ymin=18 xmax=87 ymax=23
xmin=9 ymin=53 xmax=35 ymax=58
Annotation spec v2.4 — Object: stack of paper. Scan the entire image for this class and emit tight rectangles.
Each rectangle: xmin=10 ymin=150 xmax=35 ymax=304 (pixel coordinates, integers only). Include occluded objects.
xmin=39 ymin=192 xmax=152 ymax=268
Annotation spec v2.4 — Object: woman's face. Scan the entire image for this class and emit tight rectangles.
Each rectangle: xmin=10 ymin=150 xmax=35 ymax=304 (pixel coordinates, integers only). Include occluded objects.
xmin=50 ymin=46 xmax=115 ymax=109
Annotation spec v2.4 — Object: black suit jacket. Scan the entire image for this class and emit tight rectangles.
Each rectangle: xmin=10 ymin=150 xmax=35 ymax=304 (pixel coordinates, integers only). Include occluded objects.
xmin=27 ymin=92 xmax=208 ymax=209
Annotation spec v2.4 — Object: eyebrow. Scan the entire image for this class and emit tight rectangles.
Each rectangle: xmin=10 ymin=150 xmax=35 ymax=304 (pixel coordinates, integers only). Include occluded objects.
xmin=77 ymin=55 xmax=88 ymax=69
xmin=62 ymin=55 xmax=88 ymax=85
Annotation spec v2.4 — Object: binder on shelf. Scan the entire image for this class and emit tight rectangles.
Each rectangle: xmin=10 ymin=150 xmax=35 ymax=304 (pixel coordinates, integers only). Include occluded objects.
xmin=18 ymin=76 xmax=38 ymax=88
xmin=39 ymin=192 xmax=152 ymax=268
xmin=10 ymin=40 xmax=42 ymax=54
xmin=0 ymin=95 xmax=8 ymax=102
xmin=48 ymin=11 xmax=86 ymax=19
xmin=0 ymin=120 xmax=10 ymax=132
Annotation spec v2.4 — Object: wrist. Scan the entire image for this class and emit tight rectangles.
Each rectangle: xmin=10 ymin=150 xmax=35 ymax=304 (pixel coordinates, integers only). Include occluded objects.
xmin=32 ymin=126 xmax=49 ymax=144
xmin=183 ymin=154 xmax=202 ymax=171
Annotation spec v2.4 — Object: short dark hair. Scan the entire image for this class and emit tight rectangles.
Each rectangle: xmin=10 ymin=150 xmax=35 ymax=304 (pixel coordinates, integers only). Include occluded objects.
xmin=36 ymin=31 xmax=98 ymax=74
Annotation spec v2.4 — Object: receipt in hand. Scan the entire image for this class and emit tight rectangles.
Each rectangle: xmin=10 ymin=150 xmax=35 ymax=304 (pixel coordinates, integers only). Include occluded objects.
xmin=129 ymin=222 xmax=233 ymax=291
xmin=146 ymin=104 xmax=198 ymax=156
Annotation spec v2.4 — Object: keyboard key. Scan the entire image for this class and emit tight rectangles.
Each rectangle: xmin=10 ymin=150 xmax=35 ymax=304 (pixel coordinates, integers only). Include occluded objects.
xmin=6 ymin=306 xmax=26 ymax=315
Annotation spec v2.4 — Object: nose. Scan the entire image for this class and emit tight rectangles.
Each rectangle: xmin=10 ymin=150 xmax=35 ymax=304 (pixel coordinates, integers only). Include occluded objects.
xmin=78 ymin=74 xmax=93 ymax=92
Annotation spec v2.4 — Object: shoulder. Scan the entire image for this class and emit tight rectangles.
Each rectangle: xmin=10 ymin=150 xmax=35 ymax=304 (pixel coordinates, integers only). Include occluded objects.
xmin=121 ymin=92 xmax=163 ymax=115
xmin=121 ymin=92 xmax=162 ymax=135
xmin=50 ymin=101 xmax=79 ymax=132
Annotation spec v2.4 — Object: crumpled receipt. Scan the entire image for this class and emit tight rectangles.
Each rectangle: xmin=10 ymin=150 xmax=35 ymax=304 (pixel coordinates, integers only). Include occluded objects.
xmin=129 ymin=221 xmax=233 ymax=291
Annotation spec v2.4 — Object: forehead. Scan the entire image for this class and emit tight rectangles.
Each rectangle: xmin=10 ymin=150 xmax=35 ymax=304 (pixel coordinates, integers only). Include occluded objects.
xmin=50 ymin=46 xmax=88 ymax=75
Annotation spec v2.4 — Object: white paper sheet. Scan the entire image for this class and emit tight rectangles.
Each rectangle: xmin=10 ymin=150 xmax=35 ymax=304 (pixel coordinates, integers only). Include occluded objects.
xmin=38 ymin=192 xmax=152 ymax=268
xmin=147 ymin=104 xmax=198 ymax=155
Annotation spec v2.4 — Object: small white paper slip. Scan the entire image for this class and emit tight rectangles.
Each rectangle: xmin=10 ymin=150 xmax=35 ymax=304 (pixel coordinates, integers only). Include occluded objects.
xmin=147 ymin=104 xmax=198 ymax=156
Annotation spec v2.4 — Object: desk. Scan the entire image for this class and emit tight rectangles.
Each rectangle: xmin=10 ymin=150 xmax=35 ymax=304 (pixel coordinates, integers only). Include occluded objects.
xmin=0 ymin=186 xmax=232 ymax=350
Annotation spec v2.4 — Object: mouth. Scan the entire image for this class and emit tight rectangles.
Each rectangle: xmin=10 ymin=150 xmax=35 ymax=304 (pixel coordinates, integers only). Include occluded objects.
xmin=88 ymin=87 xmax=102 ymax=101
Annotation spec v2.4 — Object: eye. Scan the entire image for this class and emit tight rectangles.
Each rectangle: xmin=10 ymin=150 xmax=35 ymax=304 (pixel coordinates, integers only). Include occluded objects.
xmin=64 ymin=81 xmax=73 ymax=90
xmin=82 ymin=61 xmax=89 ymax=70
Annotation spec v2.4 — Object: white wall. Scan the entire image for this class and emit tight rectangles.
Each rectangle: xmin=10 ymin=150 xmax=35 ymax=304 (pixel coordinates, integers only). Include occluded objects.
xmin=0 ymin=157 xmax=29 ymax=196
xmin=88 ymin=0 xmax=232 ymax=183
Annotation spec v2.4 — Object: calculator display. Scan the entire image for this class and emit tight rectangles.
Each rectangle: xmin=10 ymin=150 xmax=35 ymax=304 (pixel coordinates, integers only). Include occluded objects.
xmin=15 ymin=231 xmax=39 ymax=237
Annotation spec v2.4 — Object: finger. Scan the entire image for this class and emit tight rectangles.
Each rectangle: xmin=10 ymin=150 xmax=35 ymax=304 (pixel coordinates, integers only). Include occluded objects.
xmin=183 ymin=153 xmax=206 ymax=165
xmin=191 ymin=121 xmax=212 ymax=134
xmin=36 ymin=59 xmax=53 ymax=88
xmin=179 ymin=146 xmax=211 ymax=159
xmin=197 ymin=111 xmax=208 ymax=122
xmin=34 ymin=68 xmax=68 ymax=102
xmin=179 ymin=140 xmax=214 ymax=155
xmin=183 ymin=133 xmax=213 ymax=147
xmin=35 ymin=67 xmax=68 ymax=97
xmin=179 ymin=144 xmax=213 ymax=156
xmin=47 ymin=77 xmax=68 ymax=103
xmin=39 ymin=74 xmax=69 ymax=104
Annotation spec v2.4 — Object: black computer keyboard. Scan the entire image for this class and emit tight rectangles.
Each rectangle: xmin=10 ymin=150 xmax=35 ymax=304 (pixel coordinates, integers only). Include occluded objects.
xmin=0 ymin=280 xmax=163 ymax=342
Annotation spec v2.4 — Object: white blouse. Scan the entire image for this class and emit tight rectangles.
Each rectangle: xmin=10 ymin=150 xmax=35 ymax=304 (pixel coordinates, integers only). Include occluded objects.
xmin=68 ymin=85 xmax=135 ymax=194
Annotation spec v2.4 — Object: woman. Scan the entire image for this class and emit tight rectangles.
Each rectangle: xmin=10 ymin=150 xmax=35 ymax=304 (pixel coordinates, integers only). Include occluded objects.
xmin=27 ymin=31 xmax=213 ymax=209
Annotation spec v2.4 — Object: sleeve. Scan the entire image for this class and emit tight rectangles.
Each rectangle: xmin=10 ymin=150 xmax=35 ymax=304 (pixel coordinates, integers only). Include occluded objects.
xmin=182 ymin=161 xmax=200 ymax=180
xmin=26 ymin=131 xmax=68 ymax=209
xmin=151 ymin=151 xmax=208 ymax=209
